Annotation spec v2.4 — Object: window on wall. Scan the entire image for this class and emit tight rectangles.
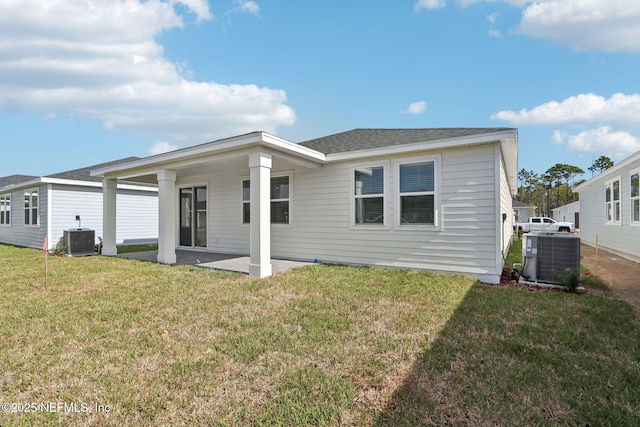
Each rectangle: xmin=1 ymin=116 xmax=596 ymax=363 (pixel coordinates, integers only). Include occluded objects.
xmin=0 ymin=194 xmax=10 ymax=225
xmin=398 ymin=161 xmax=435 ymax=225
xmin=631 ymin=170 xmax=639 ymax=224
xmin=242 ymin=175 xmax=291 ymax=224
xmin=605 ymin=177 xmax=621 ymax=224
xmin=24 ymin=189 xmax=38 ymax=226
xmin=354 ymin=166 xmax=385 ymax=225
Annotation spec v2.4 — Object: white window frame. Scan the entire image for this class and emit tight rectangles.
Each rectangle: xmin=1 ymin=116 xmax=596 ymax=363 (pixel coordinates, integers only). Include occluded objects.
xmin=605 ymin=176 xmax=621 ymax=225
xmin=241 ymin=171 xmax=293 ymax=227
xmin=350 ymin=161 xmax=389 ymax=229
xmin=177 ymin=183 xmax=208 ymax=248
xmin=394 ymin=155 xmax=441 ymax=231
xmin=0 ymin=194 xmax=10 ymax=226
xmin=631 ymin=168 xmax=640 ymax=226
xmin=24 ymin=188 xmax=39 ymax=227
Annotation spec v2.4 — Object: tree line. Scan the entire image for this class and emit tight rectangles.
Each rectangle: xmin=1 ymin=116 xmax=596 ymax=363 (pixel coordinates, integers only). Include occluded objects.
xmin=517 ymin=155 xmax=614 ymax=216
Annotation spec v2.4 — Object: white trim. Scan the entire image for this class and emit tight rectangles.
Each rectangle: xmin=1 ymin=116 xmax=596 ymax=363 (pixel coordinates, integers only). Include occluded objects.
xmin=47 ymin=184 xmax=53 ymax=249
xmin=392 ymin=154 xmax=442 ymax=231
xmin=0 ymin=177 xmax=157 ymax=194
xmin=326 ymin=130 xmax=517 ymax=162
xmin=91 ymin=132 xmax=326 ymax=180
xmin=630 ymin=167 xmax=640 ymax=226
xmin=0 ymin=193 xmax=10 ymax=226
xmin=605 ymin=175 xmax=622 ymax=225
xmin=176 ymin=183 xmax=209 ymax=249
xmin=23 ymin=187 xmax=40 ymax=227
xmin=575 ymin=150 xmax=640 ymax=192
xmin=350 ymin=161 xmax=390 ymax=230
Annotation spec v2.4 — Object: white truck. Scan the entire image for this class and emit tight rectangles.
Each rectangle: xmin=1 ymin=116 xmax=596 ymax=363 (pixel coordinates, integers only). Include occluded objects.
xmin=515 ymin=217 xmax=575 ymax=233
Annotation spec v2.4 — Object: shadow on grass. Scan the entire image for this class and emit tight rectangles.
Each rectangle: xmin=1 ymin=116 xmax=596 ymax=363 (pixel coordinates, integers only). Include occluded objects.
xmin=374 ymin=281 xmax=640 ymax=426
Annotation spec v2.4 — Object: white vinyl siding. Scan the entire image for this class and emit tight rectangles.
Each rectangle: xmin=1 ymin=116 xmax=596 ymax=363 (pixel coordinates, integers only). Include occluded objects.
xmin=498 ymin=149 xmax=514 ymax=259
xmin=49 ymin=185 xmax=158 ymax=247
xmin=576 ymin=156 xmax=640 ymax=263
xmin=194 ymin=144 xmax=503 ymax=282
xmin=0 ymin=185 xmax=48 ymax=248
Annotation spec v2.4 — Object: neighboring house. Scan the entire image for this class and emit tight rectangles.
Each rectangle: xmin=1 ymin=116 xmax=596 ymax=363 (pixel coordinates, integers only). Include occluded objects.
xmin=92 ymin=128 xmax=518 ymax=283
xmin=574 ymin=150 xmax=640 ymax=263
xmin=552 ymin=200 xmax=580 ymax=228
xmin=513 ymin=199 xmax=537 ymax=223
xmin=0 ymin=158 xmax=158 ymax=251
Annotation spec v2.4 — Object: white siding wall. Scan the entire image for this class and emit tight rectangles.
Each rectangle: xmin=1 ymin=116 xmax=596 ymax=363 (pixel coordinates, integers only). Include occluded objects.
xmin=578 ymin=160 xmax=640 ymax=262
xmin=180 ymin=144 xmax=505 ymax=282
xmin=552 ymin=201 xmax=579 ymax=225
xmin=51 ymin=184 xmax=158 ymax=246
xmin=499 ymin=149 xmax=515 ymax=261
xmin=0 ymin=184 xmax=158 ymax=250
xmin=0 ymin=184 xmax=48 ymax=249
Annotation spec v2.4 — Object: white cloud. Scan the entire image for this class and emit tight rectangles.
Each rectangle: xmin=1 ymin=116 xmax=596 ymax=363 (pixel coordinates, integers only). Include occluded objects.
xmin=493 ymin=93 xmax=640 ymax=159
xmin=517 ymin=0 xmax=640 ymax=53
xmin=148 ymin=141 xmax=179 ymax=155
xmin=0 ymin=0 xmax=294 ymax=142
xmin=415 ymin=0 xmax=446 ymax=11
xmin=235 ymin=0 xmax=260 ymax=15
xmin=552 ymin=127 xmax=640 ymax=160
xmin=418 ymin=1 xmax=640 ymax=53
xmin=406 ymin=101 xmax=427 ymax=115
xmin=487 ymin=13 xmax=501 ymax=37
xmin=491 ymin=93 xmax=640 ymax=129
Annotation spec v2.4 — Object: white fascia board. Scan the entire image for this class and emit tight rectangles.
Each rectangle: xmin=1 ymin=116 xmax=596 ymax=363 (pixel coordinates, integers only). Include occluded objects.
xmin=325 ymin=129 xmax=519 ymax=162
xmin=0 ymin=177 xmax=157 ymax=193
xmin=40 ymin=177 xmax=157 ymax=192
xmin=91 ymin=132 xmax=266 ymax=178
xmin=91 ymin=131 xmax=326 ymax=179
xmin=261 ymin=133 xmax=327 ymax=163
xmin=574 ymin=150 xmax=640 ymax=193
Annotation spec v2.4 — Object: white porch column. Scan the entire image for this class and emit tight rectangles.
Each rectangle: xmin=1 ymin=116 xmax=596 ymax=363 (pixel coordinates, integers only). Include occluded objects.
xmin=157 ymin=169 xmax=177 ymax=264
xmin=249 ymin=152 xmax=272 ymax=278
xmin=102 ymin=178 xmax=117 ymax=256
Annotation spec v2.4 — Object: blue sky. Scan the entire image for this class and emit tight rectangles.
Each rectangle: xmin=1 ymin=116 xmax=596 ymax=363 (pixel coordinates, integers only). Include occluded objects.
xmin=1 ymin=0 xmax=639 ymax=182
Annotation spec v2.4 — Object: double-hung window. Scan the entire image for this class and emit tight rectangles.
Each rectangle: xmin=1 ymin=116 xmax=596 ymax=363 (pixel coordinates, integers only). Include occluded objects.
xmin=605 ymin=177 xmax=621 ymax=224
xmin=398 ymin=160 xmax=436 ymax=226
xmin=24 ymin=189 xmax=38 ymax=226
xmin=242 ymin=174 xmax=291 ymax=225
xmin=631 ymin=169 xmax=639 ymax=225
xmin=0 ymin=194 xmax=10 ymax=225
xmin=353 ymin=165 xmax=385 ymax=225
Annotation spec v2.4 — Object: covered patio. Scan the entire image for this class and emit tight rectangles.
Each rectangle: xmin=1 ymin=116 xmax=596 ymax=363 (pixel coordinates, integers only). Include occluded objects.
xmin=91 ymin=131 xmax=326 ymax=278
xmin=118 ymin=249 xmax=314 ymax=275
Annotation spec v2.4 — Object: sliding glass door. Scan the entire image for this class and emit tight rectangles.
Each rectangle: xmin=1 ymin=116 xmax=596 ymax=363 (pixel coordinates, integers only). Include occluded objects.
xmin=179 ymin=186 xmax=207 ymax=247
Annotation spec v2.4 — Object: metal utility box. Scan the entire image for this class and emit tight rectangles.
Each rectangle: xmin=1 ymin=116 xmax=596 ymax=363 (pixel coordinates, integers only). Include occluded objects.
xmin=64 ymin=228 xmax=96 ymax=256
xmin=522 ymin=232 xmax=580 ymax=284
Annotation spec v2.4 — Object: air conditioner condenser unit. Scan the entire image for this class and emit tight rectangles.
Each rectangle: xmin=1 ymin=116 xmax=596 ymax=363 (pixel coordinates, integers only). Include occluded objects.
xmin=521 ymin=232 xmax=580 ymax=285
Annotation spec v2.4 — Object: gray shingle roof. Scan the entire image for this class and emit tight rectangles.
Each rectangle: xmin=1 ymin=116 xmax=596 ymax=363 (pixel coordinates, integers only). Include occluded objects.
xmin=0 ymin=157 xmax=144 ymax=191
xmin=46 ymin=157 xmax=141 ymax=182
xmin=298 ymin=128 xmax=515 ymax=154
xmin=0 ymin=174 xmax=38 ymax=188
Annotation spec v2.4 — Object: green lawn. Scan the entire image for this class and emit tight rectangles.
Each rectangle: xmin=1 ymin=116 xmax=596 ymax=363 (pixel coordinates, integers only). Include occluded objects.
xmin=0 ymin=244 xmax=638 ymax=426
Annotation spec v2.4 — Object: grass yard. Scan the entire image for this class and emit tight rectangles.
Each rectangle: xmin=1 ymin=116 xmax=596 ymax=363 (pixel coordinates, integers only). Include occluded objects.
xmin=0 ymin=244 xmax=639 ymax=426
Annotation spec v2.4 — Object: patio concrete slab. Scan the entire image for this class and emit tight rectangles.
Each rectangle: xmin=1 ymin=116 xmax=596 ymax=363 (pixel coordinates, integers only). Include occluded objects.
xmin=197 ymin=256 xmax=314 ymax=274
xmin=118 ymin=249 xmax=314 ymax=275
